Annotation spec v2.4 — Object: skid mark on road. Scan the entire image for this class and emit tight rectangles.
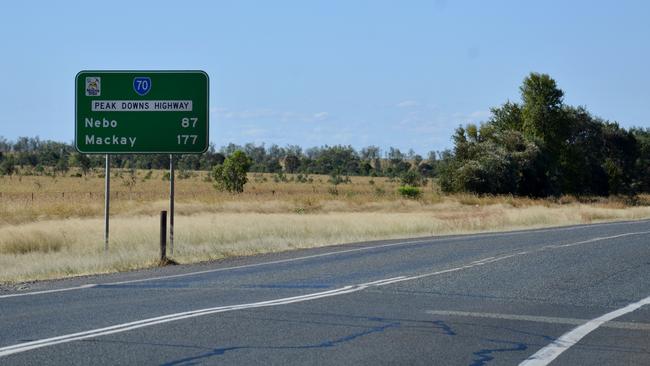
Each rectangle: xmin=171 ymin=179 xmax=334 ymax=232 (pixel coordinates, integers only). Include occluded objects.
xmin=159 ymin=321 xmax=401 ymax=366
xmin=470 ymin=339 xmax=528 ymax=366
xmin=159 ymin=316 xmax=458 ymax=366
xmin=431 ymin=320 xmax=457 ymax=336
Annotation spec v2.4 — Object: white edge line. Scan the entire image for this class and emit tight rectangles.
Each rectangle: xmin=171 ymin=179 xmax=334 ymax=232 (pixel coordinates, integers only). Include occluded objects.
xmin=519 ymin=295 xmax=650 ymax=366
xmin=2 ymin=220 xmax=648 ymax=299
xmin=0 ymin=284 xmax=97 ymax=299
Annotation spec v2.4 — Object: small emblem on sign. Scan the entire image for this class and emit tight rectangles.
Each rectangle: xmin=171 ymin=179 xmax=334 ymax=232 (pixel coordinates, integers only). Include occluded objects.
xmin=85 ymin=77 xmax=101 ymax=96
xmin=133 ymin=77 xmax=152 ymax=96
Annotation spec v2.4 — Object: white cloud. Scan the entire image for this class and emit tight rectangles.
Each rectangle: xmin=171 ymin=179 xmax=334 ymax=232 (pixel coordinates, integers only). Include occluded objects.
xmin=469 ymin=110 xmax=490 ymax=119
xmin=452 ymin=110 xmax=491 ymax=123
xmin=312 ymin=112 xmax=329 ymax=121
xmin=211 ymin=107 xmax=275 ymax=120
xmin=241 ymin=128 xmax=267 ymax=137
xmin=212 ymin=107 xmax=329 ymax=123
xmin=396 ymin=100 xmax=420 ymax=108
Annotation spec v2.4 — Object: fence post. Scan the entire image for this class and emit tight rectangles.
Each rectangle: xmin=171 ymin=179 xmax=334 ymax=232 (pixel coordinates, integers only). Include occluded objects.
xmin=160 ymin=210 xmax=167 ymax=262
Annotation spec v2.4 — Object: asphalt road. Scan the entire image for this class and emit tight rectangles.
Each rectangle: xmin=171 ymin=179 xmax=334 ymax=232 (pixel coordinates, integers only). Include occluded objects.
xmin=1 ymin=220 xmax=649 ymax=365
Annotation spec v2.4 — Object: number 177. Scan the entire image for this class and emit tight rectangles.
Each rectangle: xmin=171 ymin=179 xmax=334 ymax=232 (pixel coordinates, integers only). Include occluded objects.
xmin=177 ymin=135 xmax=198 ymax=144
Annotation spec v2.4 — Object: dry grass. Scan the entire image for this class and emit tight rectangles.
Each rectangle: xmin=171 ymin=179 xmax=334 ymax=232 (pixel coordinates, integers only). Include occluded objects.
xmin=1 ymin=170 xmax=649 ymax=283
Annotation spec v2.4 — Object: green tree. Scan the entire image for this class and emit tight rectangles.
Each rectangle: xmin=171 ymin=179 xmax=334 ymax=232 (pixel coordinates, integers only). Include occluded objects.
xmin=0 ymin=155 xmax=15 ymax=176
xmin=490 ymin=101 xmax=523 ymax=132
xmin=521 ymin=73 xmax=565 ymax=144
xmin=519 ymin=73 xmax=567 ymax=195
xmin=601 ymin=122 xmax=638 ymax=195
xmin=558 ymin=107 xmax=608 ymax=195
xmin=211 ymin=150 xmax=252 ymax=193
xmin=631 ymin=127 xmax=650 ymax=192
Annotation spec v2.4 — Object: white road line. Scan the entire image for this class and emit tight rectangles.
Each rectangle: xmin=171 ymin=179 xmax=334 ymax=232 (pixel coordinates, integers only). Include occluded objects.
xmin=0 ymin=277 xmax=404 ymax=357
xmin=425 ymin=310 xmax=650 ymax=331
xmin=519 ymin=295 xmax=650 ymax=366
xmin=1 ymin=228 xmax=649 ymax=357
xmin=0 ymin=284 xmax=97 ymax=299
xmin=2 ymin=220 xmax=647 ymax=300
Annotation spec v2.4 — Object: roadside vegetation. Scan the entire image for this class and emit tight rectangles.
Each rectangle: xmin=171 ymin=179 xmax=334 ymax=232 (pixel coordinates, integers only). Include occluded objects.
xmin=1 ymin=170 xmax=650 ymax=283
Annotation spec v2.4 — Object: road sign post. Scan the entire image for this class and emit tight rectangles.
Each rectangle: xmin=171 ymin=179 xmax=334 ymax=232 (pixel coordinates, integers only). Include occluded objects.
xmin=75 ymin=71 xmax=209 ymax=253
xmin=104 ymin=154 xmax=110 ymax=252
xmin=169 ymin=154 xmax=175 ymax=255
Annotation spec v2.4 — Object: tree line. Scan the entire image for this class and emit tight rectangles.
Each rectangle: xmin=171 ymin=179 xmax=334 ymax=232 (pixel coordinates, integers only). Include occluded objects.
xmin=0 ymin=136 xmax=439 ymax=179
xmin=438 ymin=73 xmax=650 ymax=196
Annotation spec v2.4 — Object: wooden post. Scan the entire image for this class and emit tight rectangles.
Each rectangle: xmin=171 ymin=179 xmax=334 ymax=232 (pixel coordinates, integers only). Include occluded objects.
xmin=160 ymin=210 xmax=167 ymax=262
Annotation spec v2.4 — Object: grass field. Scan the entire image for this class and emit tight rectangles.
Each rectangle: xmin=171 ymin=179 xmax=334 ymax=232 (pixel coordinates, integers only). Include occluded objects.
xmin=1 ymin=169 xmax=650 ymax=283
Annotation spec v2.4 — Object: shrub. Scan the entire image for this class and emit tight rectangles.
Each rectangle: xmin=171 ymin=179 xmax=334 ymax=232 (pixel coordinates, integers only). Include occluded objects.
xmin=400 ymin=170 xmax=425 ymax=187
xmin=0 ymin=156 xmax=15 ymax=176
xmin=274 ymin=172 xmax=288 ymax=183
xmin=212 ymin=150 xmax=252 ymax=193
xmin=398 ymin=185 xmax=421 ymax=199
xmin=295 ymin=173 xmax=310 ymax=183
xmin=328 ymin=172 xmax=350 ymax=186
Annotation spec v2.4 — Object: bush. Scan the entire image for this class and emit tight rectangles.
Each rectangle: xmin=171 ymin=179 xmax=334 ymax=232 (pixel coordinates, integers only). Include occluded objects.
xmin=295 ymin=173 xmax=310 ymax=183
xmin=212 ymin=150 xmax=252 ymax=193
xmin=0 ymin=156 xmax=15 ymax=176
xmin=400 ymin=170 xmax=425 ymax=187
xmin=328 ymin=172 xmax=350 ymax=186
xmin=274 ymin=172 xmax=288 ymax=183
xmin=398 ymin=185 xmax=421 ymax=199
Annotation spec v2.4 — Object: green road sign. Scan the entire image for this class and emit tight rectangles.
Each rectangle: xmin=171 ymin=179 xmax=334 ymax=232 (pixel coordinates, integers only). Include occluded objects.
xmin=75 ymin=70 xmax=209 ymax=154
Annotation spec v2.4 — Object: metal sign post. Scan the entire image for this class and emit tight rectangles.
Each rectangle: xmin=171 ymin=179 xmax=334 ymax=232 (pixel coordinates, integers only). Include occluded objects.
xmin=75 ymin=70 xmax=209 ymax=254
xmin=169 ymin=154 xmax=175 ymax=255
xmin=104 ymin=154 xmax=110 ymax=251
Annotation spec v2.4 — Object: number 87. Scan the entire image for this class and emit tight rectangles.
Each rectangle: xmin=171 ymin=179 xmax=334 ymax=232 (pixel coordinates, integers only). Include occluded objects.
xmin=181 ymin=117 xmax=198 ymax=128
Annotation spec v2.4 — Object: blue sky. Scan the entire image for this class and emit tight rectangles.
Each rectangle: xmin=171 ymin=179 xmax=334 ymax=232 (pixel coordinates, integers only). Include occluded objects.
xmin=0 ymin=0 xmax=648 ymax=154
